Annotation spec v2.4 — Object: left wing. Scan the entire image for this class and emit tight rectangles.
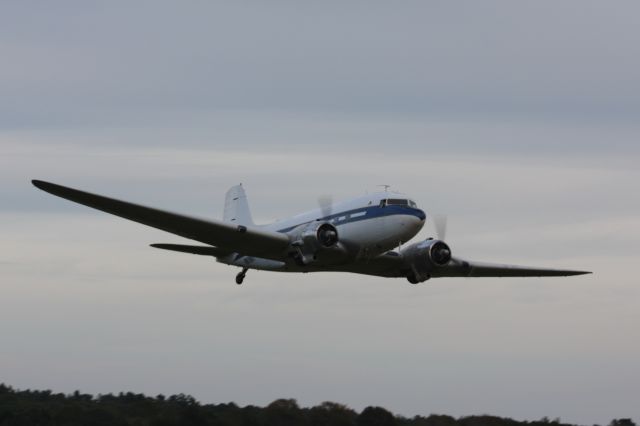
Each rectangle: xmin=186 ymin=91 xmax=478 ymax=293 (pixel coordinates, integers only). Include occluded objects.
xmin=32 ymin=180 xmax=290 ymax=260
xmin=344 ymin=253 xmax=591 ymax=279
xmin=433 ymin=257 xmax=591 ymax=278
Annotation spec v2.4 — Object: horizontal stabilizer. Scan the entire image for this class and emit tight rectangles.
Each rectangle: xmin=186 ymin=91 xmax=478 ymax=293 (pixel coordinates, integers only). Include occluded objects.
xmin=150 ymin=244 xmax=230 ymax=257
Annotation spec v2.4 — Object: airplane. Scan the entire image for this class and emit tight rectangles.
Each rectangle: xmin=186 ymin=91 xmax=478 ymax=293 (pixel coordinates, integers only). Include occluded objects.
xmin=32 ymin=180 xmax=591 ymax=285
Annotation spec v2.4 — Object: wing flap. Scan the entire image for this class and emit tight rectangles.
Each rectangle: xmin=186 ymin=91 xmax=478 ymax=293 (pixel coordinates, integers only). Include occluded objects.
xmin=32 ymin=180 xmax=290 ymax=260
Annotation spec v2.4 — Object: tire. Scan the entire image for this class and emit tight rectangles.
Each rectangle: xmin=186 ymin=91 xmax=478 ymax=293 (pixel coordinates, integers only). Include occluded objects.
xmin=407 ymin=274 xmax=419 ymax=284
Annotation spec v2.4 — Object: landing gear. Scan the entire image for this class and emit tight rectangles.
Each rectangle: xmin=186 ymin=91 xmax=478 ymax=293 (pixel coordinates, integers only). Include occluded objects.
xmin=407 ymin=273 xmax=419 ymax=284
xmin=406 ymin=272 xmax=430 ymax=284
xmin=235 ymin=268 xmax=248 ymax=285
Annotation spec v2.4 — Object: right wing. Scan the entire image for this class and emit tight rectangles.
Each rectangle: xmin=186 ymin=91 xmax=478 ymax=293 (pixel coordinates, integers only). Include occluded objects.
xmin=32 ymin=180 xmax=290 ymax=260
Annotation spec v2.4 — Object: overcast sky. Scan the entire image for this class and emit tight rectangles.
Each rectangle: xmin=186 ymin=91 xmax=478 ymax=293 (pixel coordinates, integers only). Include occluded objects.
xmin=1 ymin=2 xmax=639 ymax=424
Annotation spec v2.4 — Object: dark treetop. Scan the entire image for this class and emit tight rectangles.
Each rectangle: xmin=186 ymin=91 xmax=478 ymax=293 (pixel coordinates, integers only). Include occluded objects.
xmin=0 ymin=384 xmax=635 ymax=426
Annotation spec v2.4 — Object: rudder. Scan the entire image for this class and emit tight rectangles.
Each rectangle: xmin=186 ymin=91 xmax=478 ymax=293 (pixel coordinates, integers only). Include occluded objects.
xmin=223 ymin=184 xmax=255 ymax=226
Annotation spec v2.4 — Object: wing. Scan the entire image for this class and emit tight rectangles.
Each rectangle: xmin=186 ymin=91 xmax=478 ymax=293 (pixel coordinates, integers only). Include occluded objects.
xmin=342 ymin=253 xmax=590 ymax=279
xmin=433 ymin=257 xmax=591 ymax=278
xmin=32 ymin=180 xmax=290 ymax=260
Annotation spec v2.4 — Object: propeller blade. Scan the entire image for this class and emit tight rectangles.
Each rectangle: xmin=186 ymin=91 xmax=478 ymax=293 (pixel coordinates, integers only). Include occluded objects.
xmin=318 ymin=195 xmax=333 ymax=219
xmin=434 ymin=214 xmax=448 ymax=241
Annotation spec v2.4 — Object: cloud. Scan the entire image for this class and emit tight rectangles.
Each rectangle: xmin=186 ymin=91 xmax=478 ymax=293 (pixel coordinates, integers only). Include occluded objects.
xmin=2 ymin=1 xmax=640 ymax=128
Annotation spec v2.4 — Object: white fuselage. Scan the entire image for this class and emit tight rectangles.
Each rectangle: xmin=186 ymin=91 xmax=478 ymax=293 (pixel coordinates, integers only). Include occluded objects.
xmin=222 ymin=191 xmax=426 ymax=272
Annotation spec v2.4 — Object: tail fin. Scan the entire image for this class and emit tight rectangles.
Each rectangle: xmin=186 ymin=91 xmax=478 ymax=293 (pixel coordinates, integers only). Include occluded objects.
xmin=223 ymin=184 xmax=255 ymax=226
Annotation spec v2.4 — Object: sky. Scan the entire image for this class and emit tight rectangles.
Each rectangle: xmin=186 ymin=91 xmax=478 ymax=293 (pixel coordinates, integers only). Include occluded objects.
xmin=1 ymin=1 xmax=639 ymax=424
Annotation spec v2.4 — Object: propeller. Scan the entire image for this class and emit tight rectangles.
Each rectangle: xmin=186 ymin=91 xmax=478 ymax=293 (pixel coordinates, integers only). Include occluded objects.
xmin=431 ymin=240 xmax=452 ymax=265
xmin=318 ymin=224 xmax=339 ymax=247
xmin=318 ymin=195 xmax=333 ymax=219
xmin=317 ymin=196 xmax=339 ymax=247
xmin=433 ymin=214 xmax=448 ymax=241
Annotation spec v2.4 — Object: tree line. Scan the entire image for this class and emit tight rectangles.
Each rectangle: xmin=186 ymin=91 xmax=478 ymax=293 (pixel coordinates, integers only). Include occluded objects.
xmin=0 ymin=384 xmax=635 ymax=426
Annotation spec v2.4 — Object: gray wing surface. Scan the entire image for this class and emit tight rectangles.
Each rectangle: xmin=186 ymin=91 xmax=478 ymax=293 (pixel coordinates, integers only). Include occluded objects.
xmin=32 ymin=180 xmax=289 ymax=260
xmin=434 ymin=257 xmax=591 ymax=277
xmin=350 ymin=254 xmax=590 ymax=278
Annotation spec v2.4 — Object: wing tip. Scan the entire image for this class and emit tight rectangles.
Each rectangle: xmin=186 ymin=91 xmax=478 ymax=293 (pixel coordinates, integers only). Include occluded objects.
xmin=32 ymin=179 xmax=60 ymax=194
xmin=32 ymin=179 xmax=48 ymax=189
xmin=150 ymin=244 xmax=172 ymax=249
xmin=569 ymin=270 xmax=592 ymax=276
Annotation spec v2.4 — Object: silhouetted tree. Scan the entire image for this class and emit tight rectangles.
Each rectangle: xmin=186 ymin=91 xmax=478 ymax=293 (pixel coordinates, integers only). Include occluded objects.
xmin=309 ymin=401 xmax=357 ymax=426
xmin=609 ymin=420 xmax=636 ymax=426
xmin=358 ymin=406 xmax=397 ymax=426
xmin=412 ymin=414 xmax=458 ymax=426
xmin=264 ymin=398 xmax=307 ymax=426
xmin=0 ymin=383 xmax=635 ymax=426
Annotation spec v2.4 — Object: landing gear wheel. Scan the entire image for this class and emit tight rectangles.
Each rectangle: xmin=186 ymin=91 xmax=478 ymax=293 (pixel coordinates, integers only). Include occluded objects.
xmin=407 ymin=273 xmax=419 ymax=284
xmin=235 ymin=268 xmax=248 ymax=285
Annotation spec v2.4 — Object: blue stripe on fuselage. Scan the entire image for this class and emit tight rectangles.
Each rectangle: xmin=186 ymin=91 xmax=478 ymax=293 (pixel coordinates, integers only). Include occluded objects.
xmin=277 ymin=205 xmax=426 ymax=233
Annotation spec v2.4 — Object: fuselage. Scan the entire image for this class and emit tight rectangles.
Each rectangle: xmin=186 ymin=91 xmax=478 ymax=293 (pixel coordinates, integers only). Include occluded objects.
xmin=219 ymin=191 xmax=426 ymax=272
xmin=266 ymin=191 xmax=426 ymax=259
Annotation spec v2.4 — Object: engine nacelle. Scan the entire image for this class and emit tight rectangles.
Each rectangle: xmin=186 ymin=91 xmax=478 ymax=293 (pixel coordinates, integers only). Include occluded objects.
xmin=287 ymin=222 xmax=341 ymax=265
xmin=401 ymin=239 xmax=452 ymax=283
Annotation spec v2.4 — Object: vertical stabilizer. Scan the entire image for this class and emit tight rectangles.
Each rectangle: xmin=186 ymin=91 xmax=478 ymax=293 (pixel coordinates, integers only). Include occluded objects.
xmin=223 ymin=184 xmax=255 ymax=226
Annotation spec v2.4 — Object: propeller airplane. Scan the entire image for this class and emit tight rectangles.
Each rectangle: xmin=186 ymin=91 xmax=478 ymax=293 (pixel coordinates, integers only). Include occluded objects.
xmin=32 ymin=180 xmax=591 ymax=285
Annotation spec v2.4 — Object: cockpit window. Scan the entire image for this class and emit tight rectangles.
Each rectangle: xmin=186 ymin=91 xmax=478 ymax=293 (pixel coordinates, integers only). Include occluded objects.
xmin=409 ymin=200 xmax=417 ymax=208
xmin=387 ymin=199 xmax=408 ymax=206
xmin=381 ymin=199 xmax=415 ymax=207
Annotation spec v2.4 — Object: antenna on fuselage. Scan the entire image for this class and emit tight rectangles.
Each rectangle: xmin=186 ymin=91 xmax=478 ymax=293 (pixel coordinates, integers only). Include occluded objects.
xmin=378 ymin=184 xmax=391 ymax=192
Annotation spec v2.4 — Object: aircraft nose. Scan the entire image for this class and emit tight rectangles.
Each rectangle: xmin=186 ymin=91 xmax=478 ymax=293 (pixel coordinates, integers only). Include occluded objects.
xmin=410 ymin=210 xmax=426 ymax=234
